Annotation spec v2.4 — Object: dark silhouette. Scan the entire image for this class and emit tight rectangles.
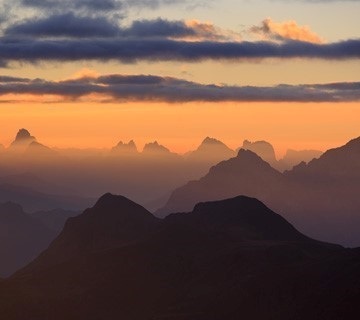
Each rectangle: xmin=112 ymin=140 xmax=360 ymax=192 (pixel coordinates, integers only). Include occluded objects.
xmin=240 ymin=139 xmax=277 ymax=166
xmin=0 ymin=129 xmax=358 ymax=245
xmin=0 ymin=194 xmax=358 ymax=319
xmin=9 ymin=129 xmax=36 ymax=149
xmin=158 ymin=137 xmax=360 ymax=246
xmin=186 ymin=137 xmax=236 ymax=163
xmin=278 ymin=149 xmax=323 ymax=170
xmin=157 ymin=149 xmax=286 ymax=216
xmin=111 ymin=140 xmax=138 ymax=155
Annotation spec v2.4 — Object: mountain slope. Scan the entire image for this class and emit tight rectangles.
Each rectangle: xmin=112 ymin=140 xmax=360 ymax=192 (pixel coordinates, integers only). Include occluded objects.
xmin=158 ymin=137 xmax=360 ymax=246
xmin=157 ymin=149 xmax=286 ymax=216
xmin=186 ymin=137 xmax=235 ymax=163
xmin=29 ymin=194 xmax=160 ymax=268
xmin=240 ymin=139 xmax=277 ymax=166
xmin=0 ymin=194 xmax=358 ymax=320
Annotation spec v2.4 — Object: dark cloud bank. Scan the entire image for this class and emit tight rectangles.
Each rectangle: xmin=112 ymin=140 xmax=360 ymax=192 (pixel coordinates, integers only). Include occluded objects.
xmin=0 ymin=74 xmax=359 ymax=103
xmin=0 ymin=38 xmax=359 ymax=65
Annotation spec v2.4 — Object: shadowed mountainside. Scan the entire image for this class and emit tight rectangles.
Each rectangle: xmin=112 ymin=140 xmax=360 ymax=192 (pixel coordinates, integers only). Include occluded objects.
xmin=157 ymin=149 xmax=286 ymax=216
xmin=158 ymin=137 xmax=360 ymax=246
xmin=240 ymin=139 xmax=277 ymax=167
xmin=0 ymin=194 xmax=359 ymax=320
xmin=279 ymin=149 xmax=323 ymax=171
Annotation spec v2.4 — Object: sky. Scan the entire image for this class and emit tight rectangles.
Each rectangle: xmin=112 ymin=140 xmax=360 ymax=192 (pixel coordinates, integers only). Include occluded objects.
xmin=0 ymin=0 xmax=359 ymax=156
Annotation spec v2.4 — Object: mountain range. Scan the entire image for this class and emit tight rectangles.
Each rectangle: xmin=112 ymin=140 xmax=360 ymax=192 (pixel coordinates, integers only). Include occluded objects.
xmin=0 ymin=194 xmax=358 ymax=319
xmin=158 ymin=137 xmax=360 ymax=246
xmin=0 ymin=130 xmax=322 ymax=209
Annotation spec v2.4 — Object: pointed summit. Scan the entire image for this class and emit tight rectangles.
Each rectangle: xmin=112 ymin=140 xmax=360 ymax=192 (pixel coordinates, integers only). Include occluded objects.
xmin=157 ymin=149 xmax=284 ymax=216
xmin=143 ymin=141 xmax=171 ymax=154
xmin=33 ymin=194 xmax=159 ymax=266
xmin=112 ymin=140 xmax=138 ymax=154
xmin=185 ymin=137 xmax=235 ymax=164
xmin=202 ymin=137 xmax=225 ymax=145
xmin=240 ymin=139 xmax=277 ymax=165
xmin=10 ymin=129 xmax=36 ymax=148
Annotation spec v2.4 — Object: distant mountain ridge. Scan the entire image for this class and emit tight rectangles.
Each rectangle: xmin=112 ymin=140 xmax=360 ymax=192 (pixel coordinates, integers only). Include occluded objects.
xmin=158 ymin=136 xmax=360 ymax=246
xmin=157 ymin=149 xmax=286 ymax=215
xmin=0 ymin=202 xmax=53 ymax=277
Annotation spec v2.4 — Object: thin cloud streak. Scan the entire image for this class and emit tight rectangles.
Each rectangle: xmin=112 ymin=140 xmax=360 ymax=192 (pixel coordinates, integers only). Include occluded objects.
xmin=0 ymin=74 xmax=359 ymax=103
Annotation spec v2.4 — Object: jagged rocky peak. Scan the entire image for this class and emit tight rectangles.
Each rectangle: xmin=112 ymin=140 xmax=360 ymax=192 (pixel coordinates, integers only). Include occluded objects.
xmin=10 ymin=129 xmax=37 ymax=152
xmin=202 ymin=137 xmax=225 ymax=146
xmin=185 ymin=137 xmax=235 ymax=163
xmin=112 ymin=140 xmax=138 ymax=154
xmin=143 ymin=141 xmax=171 ymax=154
xmin=240 ymin=139 xmax=277 ymax=164
xmin=197 ymin=137 xmax=233 ymax=151
xmin=12 ymin=129 xmax=36 ymax=145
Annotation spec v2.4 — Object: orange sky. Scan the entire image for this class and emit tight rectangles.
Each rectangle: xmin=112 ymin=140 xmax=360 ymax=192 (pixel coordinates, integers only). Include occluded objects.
xmin=1 ymin=101 xmax=359 ymax=158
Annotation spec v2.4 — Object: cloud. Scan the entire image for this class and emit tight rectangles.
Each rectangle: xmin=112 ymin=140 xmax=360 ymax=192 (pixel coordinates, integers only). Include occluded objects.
xmin=249 ymin=18 xmax=324 ymax=44
xmin=0 ymin=73 xmax=359 ymax=103
xmin=5 ymin=15 xmax=240 ymax=42
xmin=0 ymin=37 xmax=358 ymax=65
xmin=20 ymin=0 xmax=200 ymax=14
xmin=5 ymin=13 xmax=121 ymax=38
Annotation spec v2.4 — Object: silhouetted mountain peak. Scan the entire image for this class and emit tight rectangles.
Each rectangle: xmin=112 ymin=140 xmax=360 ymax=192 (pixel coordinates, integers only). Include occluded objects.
xmin=10 ymin=129 xmax=36 ymax=148
xmin=188 ymin=196 xmax=308 ymax=242
xmin=143 ymin=141 xmax=171 ymax=154
xmin=208 ymin=149 xmax=269 ymax=175
xmin=240 ymin=139 xmax=277 ymax=164
xmin=234 ymin=149 xmax=273 ymax=168
xmin=112 ymin=140 xmax=138 ymax=154
xmin=94 ymin=193 xmax=146 ymax=212
xmin=157 ymin=148 xmax=283 ymax=216
xmin=193 ymin=195 xmax=265 ymax=213
xmin=202 ymin=137 xmax=224 ymax=145
xmin=15 ymin=129 xmax=35 ymax=141
xmin=88 ymin=193 xmax=158 ymax=225
xmin=197 ymin=137 xmax=234 ymax=152
xmin=185 ymin=137 xmax=235 ymax=163
xmin=32 ymin=194 xmax=159 ymax=265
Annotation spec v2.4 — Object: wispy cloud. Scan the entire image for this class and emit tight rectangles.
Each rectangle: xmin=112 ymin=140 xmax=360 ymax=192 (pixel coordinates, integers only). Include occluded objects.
xmin=249 ymin=18 xmax=324 ymax=44
xmin=0 ymin=73 xmax=359 ymax=103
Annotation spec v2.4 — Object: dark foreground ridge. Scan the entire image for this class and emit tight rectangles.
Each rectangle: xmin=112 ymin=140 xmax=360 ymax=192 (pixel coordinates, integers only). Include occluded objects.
xmin=0 ymin=194 xmax=359 ymax=320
